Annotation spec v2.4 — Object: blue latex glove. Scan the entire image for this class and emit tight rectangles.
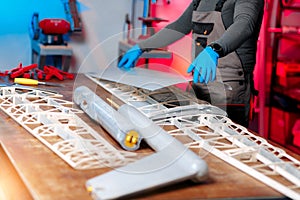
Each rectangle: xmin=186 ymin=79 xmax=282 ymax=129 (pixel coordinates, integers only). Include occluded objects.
xmin=118 ymin=44 xmax=142 ymax=69
xmin=187 ymin=46 xmax=219 ymax=84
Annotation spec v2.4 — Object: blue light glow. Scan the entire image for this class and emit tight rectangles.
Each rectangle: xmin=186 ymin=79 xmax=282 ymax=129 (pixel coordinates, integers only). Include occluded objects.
xmin=0 ymin=0 xmax=65 ymax=34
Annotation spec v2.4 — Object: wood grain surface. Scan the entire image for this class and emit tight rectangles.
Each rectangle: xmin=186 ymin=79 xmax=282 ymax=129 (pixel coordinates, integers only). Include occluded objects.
xmin=0 ymin=74 xmax=295 ymax=200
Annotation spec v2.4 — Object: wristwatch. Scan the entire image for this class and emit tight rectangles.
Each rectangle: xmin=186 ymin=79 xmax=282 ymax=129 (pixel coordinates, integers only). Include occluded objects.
xmin=208 ymin=43 xmax=224 ymax=57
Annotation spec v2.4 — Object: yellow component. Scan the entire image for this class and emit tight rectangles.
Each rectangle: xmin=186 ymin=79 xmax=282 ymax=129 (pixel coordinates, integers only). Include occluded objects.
xmin=14 ymin=78 xmax=39 ymax=85
xmin=124 ymin=130 xmax=139 ymax=148
xmin=87 ymin=186 xmax=93 ymax=193
xmin=131 ymin=137 xmax=137 ymax=144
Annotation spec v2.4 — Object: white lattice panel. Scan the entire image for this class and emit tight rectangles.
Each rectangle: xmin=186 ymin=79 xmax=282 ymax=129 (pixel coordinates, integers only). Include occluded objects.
xmin=86 ymin=74 xmax=300 ymax=199
xmin=0 ymin=86 xmax=137 ymax=170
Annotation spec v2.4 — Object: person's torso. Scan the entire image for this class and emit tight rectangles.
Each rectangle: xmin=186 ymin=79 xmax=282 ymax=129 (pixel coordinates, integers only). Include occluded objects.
xmin=194 ymin=0 xmax=262 ymax=73
xmin=196 ymin=0 xmax=235 ymax=31
xmin=192 ymin=0 xmax=243 ymax=81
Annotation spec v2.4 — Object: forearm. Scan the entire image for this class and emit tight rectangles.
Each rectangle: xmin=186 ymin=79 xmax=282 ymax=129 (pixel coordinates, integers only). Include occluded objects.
xmin=213 ymin=0 xmax=264 ymax=56
xmin=138 ymin=2 xmax=194 ymax=51
xmin=138 ymin=28 xmax=186 ymax=51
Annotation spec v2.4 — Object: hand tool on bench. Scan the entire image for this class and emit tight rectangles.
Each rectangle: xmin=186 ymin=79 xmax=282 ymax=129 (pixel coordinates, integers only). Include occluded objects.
xmin=14 ymin=78 xmax=64 ymax=87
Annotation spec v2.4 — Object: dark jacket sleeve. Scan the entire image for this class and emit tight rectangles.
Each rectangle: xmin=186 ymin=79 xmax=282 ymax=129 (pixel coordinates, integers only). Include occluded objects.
xmin=214 ymin=0 xmax=264 ymax=56
xmin=138 ymin=2 xmax=194 ymax=51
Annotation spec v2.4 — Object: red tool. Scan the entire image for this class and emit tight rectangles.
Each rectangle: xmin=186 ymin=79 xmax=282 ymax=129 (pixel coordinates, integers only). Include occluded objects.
xmin=1 ymin=62 xmax=74 ymax=82
xmin=35 ymin=68 xmax=46 ymax=80
xmin=43 ymin=65 xmax=74 ymax=80
xmin=9 ymin=63 xmax=38 ymax=79
xmin=24 ymin=68 xmax=45 ymax=79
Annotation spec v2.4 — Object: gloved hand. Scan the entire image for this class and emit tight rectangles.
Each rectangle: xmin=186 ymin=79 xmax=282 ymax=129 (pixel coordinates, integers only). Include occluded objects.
xmin=118 ymin=44 xmax=142 ymax=69
xmin=187 ymin=46 xmax=219 ymax=84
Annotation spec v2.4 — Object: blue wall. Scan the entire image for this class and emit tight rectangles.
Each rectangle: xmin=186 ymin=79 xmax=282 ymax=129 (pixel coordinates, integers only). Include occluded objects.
xmin=0 ymin=0 xmax=65 ymax=70
xmin=0 ymin=0 xmax=65 ymax=34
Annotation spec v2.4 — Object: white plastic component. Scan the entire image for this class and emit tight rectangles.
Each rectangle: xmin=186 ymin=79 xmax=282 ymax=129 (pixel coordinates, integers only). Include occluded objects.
xmin=86 ymin=74 xmax=300 ymax=199
xmin=118 ymin=104 xmax=179 ymax=152
xmin=87 ymin=66 xmax=191 ymax=91
xmin=86 ymin=104 xmax=208 ymax=199
xmin=0 ymin=86 xmax=137 ymax=169
xmin=87 ymin=144 xmax=207 ymax=200
xmin=74 ymin=86 xmax=141 ymax=151
xmin=162 ymin=114 xmax=300 ymax=200
xmin=86 ymin=74 xmax=226 ymax=117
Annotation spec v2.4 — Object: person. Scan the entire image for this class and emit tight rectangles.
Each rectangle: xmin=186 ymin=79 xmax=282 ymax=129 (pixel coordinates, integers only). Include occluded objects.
xmin=118 ymin=0 xmax=264 ymax=127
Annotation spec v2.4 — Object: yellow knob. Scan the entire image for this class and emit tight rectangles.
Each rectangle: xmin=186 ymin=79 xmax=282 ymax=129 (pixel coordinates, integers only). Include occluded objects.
xmin=87 ymin=186 xmax=93 ymax=193
xmin=124 ymin=130 xmax=139 ymax=148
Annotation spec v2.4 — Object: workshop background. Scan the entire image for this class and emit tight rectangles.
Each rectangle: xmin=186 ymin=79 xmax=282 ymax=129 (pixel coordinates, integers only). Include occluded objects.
xmin=0 ymin=0 xmax=133 ymax=71
xmin=0 ymin=0 xmax=299 ymax=154
xmin=0 ymin=0 xmax=190 ymax=72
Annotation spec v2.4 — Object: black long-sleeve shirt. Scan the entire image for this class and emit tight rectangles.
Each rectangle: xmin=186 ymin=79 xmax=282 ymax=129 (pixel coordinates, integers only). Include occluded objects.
xmin=138 ymin=0 xmax=264 ymax=73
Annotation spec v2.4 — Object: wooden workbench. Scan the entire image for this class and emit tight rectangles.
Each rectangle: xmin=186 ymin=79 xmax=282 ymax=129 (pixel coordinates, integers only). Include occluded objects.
xmin=0 ymin=74 xmax=297 ymax=200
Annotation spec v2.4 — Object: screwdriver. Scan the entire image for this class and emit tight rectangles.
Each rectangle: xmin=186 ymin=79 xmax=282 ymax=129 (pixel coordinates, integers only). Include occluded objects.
xmin=14 ymin=78 xmax=64 ymax=87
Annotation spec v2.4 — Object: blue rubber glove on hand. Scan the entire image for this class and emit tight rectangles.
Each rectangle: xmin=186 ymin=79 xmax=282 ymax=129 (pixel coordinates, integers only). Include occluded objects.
xmin=187 ymin=46 xmax=219 ymax=84
xmin=118 ymin=44 xmax=142 ymax=69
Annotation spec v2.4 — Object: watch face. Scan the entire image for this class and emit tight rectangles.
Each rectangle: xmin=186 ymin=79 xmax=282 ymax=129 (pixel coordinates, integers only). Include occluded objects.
xmin=210 ymin=43 xmax=223 ymax=57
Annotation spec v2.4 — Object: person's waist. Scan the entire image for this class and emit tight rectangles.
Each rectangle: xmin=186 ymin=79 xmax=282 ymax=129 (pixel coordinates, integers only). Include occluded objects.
xmin=235 ymin=48 xmax=256 ymax=73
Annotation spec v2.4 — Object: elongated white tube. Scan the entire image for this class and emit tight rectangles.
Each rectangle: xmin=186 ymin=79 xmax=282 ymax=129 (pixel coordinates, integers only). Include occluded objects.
xmin=118 ymin=103 xmax=184 ymax=151
xmin=86 ymin=104 xmax=208 ymax=199
xmin=74 ymin=86 xmax=141 ymax=151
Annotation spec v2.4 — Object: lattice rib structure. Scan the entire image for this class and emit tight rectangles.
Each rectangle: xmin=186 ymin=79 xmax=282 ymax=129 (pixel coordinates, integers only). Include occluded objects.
xmin=86 ymin=75 xmax=300 ymax=199
xmin=0 ymin=87 xmax=137 ymax=170
xmin=156 ymin=114 xmax=300 ymax=199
